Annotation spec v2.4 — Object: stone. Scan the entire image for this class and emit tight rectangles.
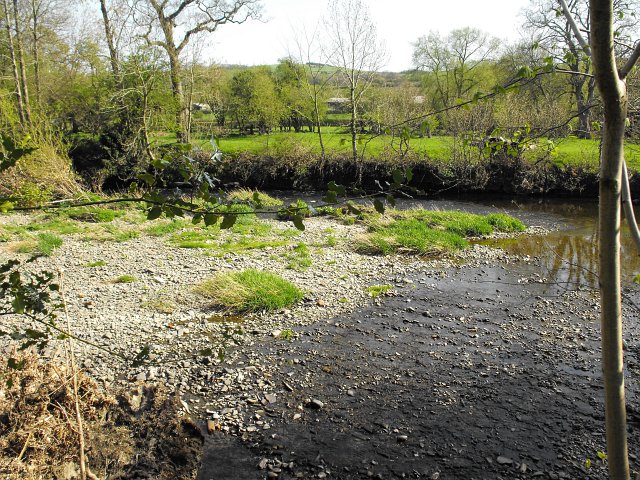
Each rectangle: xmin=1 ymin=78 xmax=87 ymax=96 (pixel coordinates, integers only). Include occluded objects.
xmin=306 ymin=399 xmax=324 ymax=410
xmin=496 ymin=456 xmax=513 ymax=465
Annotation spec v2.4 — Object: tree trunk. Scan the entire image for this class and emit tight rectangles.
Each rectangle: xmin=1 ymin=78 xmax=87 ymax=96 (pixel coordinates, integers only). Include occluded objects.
xmin=590 ymin=0 xmax=630 ymax=478
xmin=350 ymin=84 xmax=357 ymax=165
xmin=99 ymin=0 xmax=120 ymax=79
xmin=313 ymin=95 xmax=325 ymax=159
xmin=166 ymin=45 xmax=188 ymax=143
xmin=30 ymin=0 xmax=40 ymax=107
xmin=13 ymin=0 xmax=31 ymax=125
xmin=2 ymin=0 xmax=25 ymax=125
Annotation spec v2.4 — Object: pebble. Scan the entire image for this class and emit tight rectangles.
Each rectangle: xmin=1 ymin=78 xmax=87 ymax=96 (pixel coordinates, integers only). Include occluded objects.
xmin=306 ymin=399 xmax=324 ymax=410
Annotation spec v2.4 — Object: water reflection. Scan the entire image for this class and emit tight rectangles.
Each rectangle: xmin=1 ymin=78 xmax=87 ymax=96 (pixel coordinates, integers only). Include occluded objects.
xmin=478 ymin=200 xmax=640 ymax=289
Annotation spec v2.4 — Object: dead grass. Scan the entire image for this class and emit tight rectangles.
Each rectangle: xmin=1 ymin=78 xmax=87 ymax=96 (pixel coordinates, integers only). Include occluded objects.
xmin=0 ymin=144 xmax=81 ymax=202
xmin=0 ymin=352 xmax=203 ymax=479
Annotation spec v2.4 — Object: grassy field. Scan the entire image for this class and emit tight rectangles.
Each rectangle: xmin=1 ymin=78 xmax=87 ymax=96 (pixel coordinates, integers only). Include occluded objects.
xmin=152 ymin=128 xmax=640 ymax=171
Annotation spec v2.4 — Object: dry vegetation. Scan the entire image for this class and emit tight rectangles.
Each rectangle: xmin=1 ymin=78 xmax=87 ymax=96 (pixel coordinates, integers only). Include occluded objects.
xmin=0 ymin=352 xmax=203 ymax=480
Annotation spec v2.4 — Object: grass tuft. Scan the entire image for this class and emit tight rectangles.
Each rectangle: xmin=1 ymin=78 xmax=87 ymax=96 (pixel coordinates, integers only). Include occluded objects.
xmin=285 ymin=242 xmax=312 ymax=271
xmin=194 ymin=269 xmax=303 ymax=312
xmin=112 ymin=274 xmax=137 ymax=283
xmin=367 ymin=284 xmax=394 ymax=298
xmin=227 ymin=188 xmax=283 ymax=207
xmin=84 ymin=260 xmax=106 ymax=268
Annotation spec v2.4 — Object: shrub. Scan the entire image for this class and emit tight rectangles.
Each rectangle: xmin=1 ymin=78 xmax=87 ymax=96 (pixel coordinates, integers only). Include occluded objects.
xmin=194 ymin=269 xmax=303 ymax=312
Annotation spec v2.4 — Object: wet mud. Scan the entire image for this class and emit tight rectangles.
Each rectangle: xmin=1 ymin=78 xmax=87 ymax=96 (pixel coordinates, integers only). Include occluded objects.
xmin=198 ymin=260 xmax=640 ymax=479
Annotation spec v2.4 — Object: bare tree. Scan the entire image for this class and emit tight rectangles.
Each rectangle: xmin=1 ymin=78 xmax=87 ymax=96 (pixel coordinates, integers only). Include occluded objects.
xmin=289 ymin=24 xmax=336 ymax=160
xmin=325 ymin=0 xmax=386 ymax=172
xmin=1 ymin=0 xmax=26 ymax=125
xmin=28 ymin=0 xmax=68 ymax=106
xmin=413 ymin=27 xmax=500 ymax=108
xmin=525 ymin=0 xmax=640 ymax=138
xmin=136 ymin=0 xmax=261 ymax=143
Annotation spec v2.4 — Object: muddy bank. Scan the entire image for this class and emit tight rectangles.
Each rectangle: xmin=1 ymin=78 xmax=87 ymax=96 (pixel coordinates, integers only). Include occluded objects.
xmin=198 ymin=261 xmax=640 ymax=480
xmin=211 ymin=152 xmax=619 ymax=198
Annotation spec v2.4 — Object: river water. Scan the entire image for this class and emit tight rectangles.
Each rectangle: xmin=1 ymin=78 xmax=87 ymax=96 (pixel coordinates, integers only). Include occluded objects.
xmin=296 ymin=193 xmax=640 ymax=289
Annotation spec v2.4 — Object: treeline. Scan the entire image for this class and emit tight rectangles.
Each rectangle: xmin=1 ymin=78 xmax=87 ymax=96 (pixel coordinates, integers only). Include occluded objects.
xmin=1 ymin=0 xmax=640 ymax=194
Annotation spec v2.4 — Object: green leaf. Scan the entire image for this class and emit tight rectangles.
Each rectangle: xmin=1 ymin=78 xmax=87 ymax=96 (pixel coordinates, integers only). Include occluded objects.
xmin=137 ymin=173 xmax=156 ymax=186
xmin=218 ymin=347 xmax=226 ymax=361
xmin=220 ymin=214 xmax=237 ymax=230
xmin=192 ymin=213 xmax=203 ymax=224
xmin=12 ymin=296 xmax=25 ymax=314
xmin=128 ymin=182 xmax=139 ymax=194
xmin=385 ymin=194 xmax=396 ymax=207
xmin=405 ymin=167 xmax=413 ymax=183
xmin=323 ymin=190 xmax=337 ymax=204
xmin=199 ymin=347 xmax=214 ymax=357
xmin=147 ymin=206 xmax=163 ymax=220
xmin=392 ymin=169 xmax=403 ymax=185
xmin=373 ymin=198 xmax=385 ymax=214
xmin=327 ymin=181 xmax=346 ymax=196
xmin=292 ymin=215 xmax=305 ymax=231
xmin=204 ymin=213 xmax=219 ymax=227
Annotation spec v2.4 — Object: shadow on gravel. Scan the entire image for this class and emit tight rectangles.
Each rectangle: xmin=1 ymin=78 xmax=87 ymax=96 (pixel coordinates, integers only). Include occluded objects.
xmin=198 ymin=262 xmax=640 ymax=479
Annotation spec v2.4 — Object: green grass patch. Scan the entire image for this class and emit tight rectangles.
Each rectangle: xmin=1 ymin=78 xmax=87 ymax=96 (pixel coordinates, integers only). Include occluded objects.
xmin=63 ymin=206 xmax=123 ymax=223
xmin=194 ymin=269 xmax=304 ymax=313
xmin=285 ymin=242 xmax=312 ymax=271
xmin=227 ymin=188 xmax=283 ymax=207
xmin=355 ymin=209 xmax=525 ymax=256
xmin=35 ymin=233 xmax=63 ymax=256
xmin=218 ymin=237 xmax=288 ymax=255
xmin=112 ymin=274 xmax=137 ymax=283
xmin=367 ymin=284 xmax=394 ymax=298
xmin=84 ymin=260 xmax=106 ymax=268
xmin=356 ymin=218 xmax=468 ymax=256
xmin=144 ymin=219 xmax=188 ymax=236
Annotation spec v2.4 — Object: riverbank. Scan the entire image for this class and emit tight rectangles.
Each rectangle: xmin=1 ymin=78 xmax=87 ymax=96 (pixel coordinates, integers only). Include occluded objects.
xmin=1 ymin=202 xmax=639 ymax=479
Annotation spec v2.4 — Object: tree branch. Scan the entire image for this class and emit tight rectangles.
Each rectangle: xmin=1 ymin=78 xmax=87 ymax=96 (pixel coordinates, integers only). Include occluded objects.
xmin=619 ymin=40 xmax=640 ymax=79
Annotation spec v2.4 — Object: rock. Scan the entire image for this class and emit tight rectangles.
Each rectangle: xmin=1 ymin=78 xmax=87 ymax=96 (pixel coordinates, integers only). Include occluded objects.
xmin=264 ymin=393 xmax=277 ymax=404
xmin=271 ymin=329 xmax=282 ymax=337
xmin=306 ymin=399 xmax=324 ymax=410
xmin=207 ymin=419 xmax=220 ymax=434
xmin=347 ymin=389 xmax=356 ymax=397
xmin=496 ymin=456 xmax=513 ymax=465
xmin=397 ymin=435 xmax=408 ymax=443
xmin=258 ymin=458 xmax=269 ymax=470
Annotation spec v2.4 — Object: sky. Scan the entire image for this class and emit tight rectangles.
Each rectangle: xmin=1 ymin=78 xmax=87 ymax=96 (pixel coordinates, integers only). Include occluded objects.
xmin=205 ymin=0 xmax=532 ymax=72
